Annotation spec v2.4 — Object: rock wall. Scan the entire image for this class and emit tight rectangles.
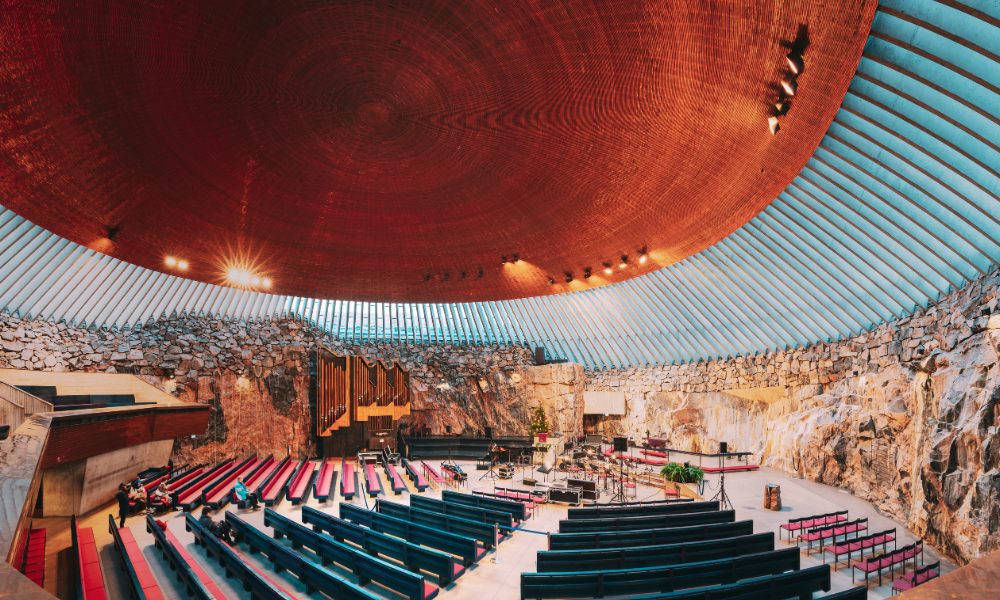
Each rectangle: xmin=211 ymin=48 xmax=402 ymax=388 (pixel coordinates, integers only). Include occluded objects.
xmin=0 ymin=312 xmax=584 ymax=465
xmin=587 ymin=269 xmax=1000 ymax=565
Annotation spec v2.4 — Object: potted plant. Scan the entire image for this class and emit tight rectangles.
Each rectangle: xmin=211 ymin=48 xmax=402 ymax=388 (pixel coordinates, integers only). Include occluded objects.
xmin=643 ymin=429 xmax=652 ymax=448
xmin=660 ymin=462 xmax=705 ymax=500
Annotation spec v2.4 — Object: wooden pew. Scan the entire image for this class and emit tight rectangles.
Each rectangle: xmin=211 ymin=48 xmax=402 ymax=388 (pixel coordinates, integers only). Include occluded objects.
xmin=443 ymin=489 xmax=528 ymax=522
xmin=145 ymin=515 xmax=225 ymax=600
xmin=287 ymin=461 xmax=316 ymax=505
xmin=237 ymin=455 xmax=280 ymax=508
xmin=261 ymin=457 xmax=305 ymax=506
xmin=558 ymin=510 xmax=735 ymax=534
xmin=402 ymin=458 xmax=429 ymax=492
xmin=548 ymin=520 xmax=754 ymax=550
xmin=377 ymin=499 xmax=508 ymax=549
xmin=314 ymin=460 xmax=338 ymax=502
xmin=174 ymin=459 xmax=233 ymax=511
xmin=536 ymin=532 xmax=774 ymax=572
xmin=566 ymin=500 xmax=720 ymax=520
xmin=266 ymin=508 xmax=465 ymax=586
xmin=109 ymin=514 xmax=165 ymax=600
xmin=520 ymin=547 xmax=800 ymax=599
xmin=410 ymin=494 xmax=515 ymax=529
xmin=341 ymin=456 xmax=357 ymax=499
xmin=224 ymin=510 xmax=439 ymax=600
xmin=203 ymin=455 xmax=259 ymax=510
xmin=330 ymin=504 xmax=487 ymax=567
xmin=384 ymin=463 xmax=408 ymax=495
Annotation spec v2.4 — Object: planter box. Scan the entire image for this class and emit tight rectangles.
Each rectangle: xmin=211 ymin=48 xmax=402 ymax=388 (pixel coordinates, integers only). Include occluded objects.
xmin=665 ymin=480 xmax=703 ymax=500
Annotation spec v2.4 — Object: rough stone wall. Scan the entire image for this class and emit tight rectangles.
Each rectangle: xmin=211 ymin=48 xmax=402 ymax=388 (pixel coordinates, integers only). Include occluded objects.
xmin=0 ymin=312 xmax=585 ymax=465
xmin=586 ymin=269 xmax=1000 ymax=565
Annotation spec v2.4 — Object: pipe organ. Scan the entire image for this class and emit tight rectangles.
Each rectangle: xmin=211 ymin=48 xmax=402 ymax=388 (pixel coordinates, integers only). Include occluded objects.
xmin=315 ymin=348 xmax=411 ymax=436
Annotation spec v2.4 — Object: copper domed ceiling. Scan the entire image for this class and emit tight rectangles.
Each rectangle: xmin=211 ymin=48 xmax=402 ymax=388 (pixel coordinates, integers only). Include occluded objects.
xmin=0 ymin=0 xmax=877 ymax=302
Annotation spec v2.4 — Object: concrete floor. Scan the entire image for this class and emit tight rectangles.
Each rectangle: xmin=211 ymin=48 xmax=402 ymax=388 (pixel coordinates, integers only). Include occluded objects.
xmin=33 ymin=459 xmax=957 ymax=600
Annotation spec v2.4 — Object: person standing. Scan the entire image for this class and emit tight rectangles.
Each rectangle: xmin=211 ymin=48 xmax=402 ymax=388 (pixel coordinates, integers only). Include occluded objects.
xmin=115 ymin=484 xmax=130 ymax=528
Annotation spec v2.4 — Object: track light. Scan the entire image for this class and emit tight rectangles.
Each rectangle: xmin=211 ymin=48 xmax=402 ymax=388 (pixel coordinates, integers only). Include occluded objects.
xmin=603 ymin=263 xmax=613 ymax=274
xmin=786 ymin=52 xmax=804 ymax=74
xmin=564 ymin=272 xmax=573 ymax=283
xmin=775 ymin=101 xmax=790 ymax=115
xmin=583 ymin=268 xmax=591 ymax=279
xmin=512 ymin=253 xmax=519 ymax=263
xmin=619 ymin=256 xmax=628 ymax=269
xmin=639 ymin=249 xmax=648 ymax=264
xmin=781 ymin=76 xmax=797 ymax=96
xmin=548 ymin=277 xmax=555 ymax=285
xmin=768 ymin=116 xmax=781 ymax=135
xmin=500 ymin=255 xmax=507 ymax=265
xmin=107 ymin=226 xmax=119 ymax=242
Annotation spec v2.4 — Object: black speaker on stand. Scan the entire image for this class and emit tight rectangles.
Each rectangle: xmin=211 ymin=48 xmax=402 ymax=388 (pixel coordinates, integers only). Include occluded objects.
xmin=484 ymin=426 xmax=493 ymax=439
xmin=710 ymin=441 xmax=733 ymax=510
xmin=611 ymin=437 xmax=628 ymax=503
xmin=613 ymin=437 xmax=628 ymax=453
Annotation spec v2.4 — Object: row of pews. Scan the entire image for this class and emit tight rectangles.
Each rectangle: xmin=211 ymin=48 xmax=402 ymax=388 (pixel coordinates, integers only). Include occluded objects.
xmin=523 ymin=499 xmax=870 ymax=600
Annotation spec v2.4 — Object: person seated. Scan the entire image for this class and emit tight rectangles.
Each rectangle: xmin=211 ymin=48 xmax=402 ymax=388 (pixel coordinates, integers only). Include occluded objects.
xmin=128 ymin=483 xmax=147 ymax=514
xmin=150 ymin=482 xmax=172 ymax=511
xmin=200 ymin=508 xmax=235 ymax=546
xmin=233 ymin=476 xmax=259 ymax=510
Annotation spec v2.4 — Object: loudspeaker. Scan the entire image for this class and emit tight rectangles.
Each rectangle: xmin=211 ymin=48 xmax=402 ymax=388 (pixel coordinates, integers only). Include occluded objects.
xmin=534 ymin=347 xmax=546 ymax=366
xmin=484 ymin=426 xmax=493 ymax=439
xmin=720 ymin=441 xmax=728 ymax=454
xmin=613 ymin=437 xmax=628 ymax=453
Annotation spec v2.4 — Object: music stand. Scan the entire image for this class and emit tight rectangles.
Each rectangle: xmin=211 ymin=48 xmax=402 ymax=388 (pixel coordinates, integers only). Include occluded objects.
xmin=709 ymin=453 xmax=733 ymax=510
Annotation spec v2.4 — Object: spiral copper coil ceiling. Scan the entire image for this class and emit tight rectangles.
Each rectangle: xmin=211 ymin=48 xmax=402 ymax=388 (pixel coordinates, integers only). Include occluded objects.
xmin=0 ymin=0 xmax=876 ymax=302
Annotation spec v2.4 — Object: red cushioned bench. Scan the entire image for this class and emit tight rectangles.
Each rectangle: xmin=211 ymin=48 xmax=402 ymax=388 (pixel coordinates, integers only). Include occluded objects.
xmin=287 ymin=461 xmax=316 ymax=505
xmin=111 ymin=515 xmax=165 ymax=600
xmin=262 ymin=458 xmax=303 ymax=506
xmin=163 ymin=528 xmax=228 ymax=598
xmin=385 ymin=464 xmax=407 ymax=495
xmin=364 ymin=462 xmax=382 ymax=497
xmin=177 ymin=459 xmax=234 ymax=511
xmin=799 ymin=517 xmax=868 ymax=555
xmin=314 ymin=460 xmax=338 ymax=501
xmin=23 ymin=528 xmax=46 ymax=587
xmin=823 ymin=528 xmax=895 ymax=569
xmin=702 ymin=464 xmax=760 ymax=473
xmin=780 ymin=510 xmax=848 ymax=542
xmin=891 ymin=560 xmax=939 ymax=594
xmin=76 ymin=523 xmax=107 ymax=600
xmin=402 ymin=458 xmax=429 ymax=492
xmin=241 ymin=455 xmax=282 ymax=507
xmin=204 ymin=456 xmax=260 ymax=509
xmin=341 ymin=458 xmax=357 ymax=498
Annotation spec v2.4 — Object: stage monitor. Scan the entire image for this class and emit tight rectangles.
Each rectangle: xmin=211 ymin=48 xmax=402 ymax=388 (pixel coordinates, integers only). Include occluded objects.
xmin=720 ymin=441 xmax=728 ymax=454
xmin=484 ymin=426 xmax=493 ymax=439
xmin=613 ymin=437 xmax=628 ymax=453
xmin=585 ymin=434 xmax=604 ymax=445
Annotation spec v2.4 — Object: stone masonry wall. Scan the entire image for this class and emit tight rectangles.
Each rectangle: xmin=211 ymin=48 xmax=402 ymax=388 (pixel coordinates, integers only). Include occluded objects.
xmin=586 ymin=269 xmax=1000 ymax=566
xmin=0 ymin=312 xmax=583 ymax=466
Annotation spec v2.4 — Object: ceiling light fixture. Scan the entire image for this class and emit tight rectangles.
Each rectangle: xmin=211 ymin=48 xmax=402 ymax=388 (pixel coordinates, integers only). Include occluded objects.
xmin=262 ymin=279 xmax=272 ymax=288
xmin=548 ymin=277 xmax=555 ymax=285
xmin=583 ymin=268 xmax=592 ymax=279
xmin=768 ymin=116 xmax=781 ymax=135
xmin=775 ymin=101 xmax=790 ymax=115
xmin=781 ymin=76 xmax=797 ymax=96
xmin=177 ymin=260 xmax=188 ymax=270
xmin=512 ymin=253 xmax=520 ymax=263
xmin=500 ymin=255 xmax=507 ymax=265
xmin=564 ymin=272 xmax=573 ymax=283
xmin=639 ymin=248 xmax=648 ymax=264
xmin=603 ymin=263 xmax=613 ymax=275
xmin=165 ymin=257 xmax=177 ymax=267
xmin=251 ymin=276 xmax=261 ymax=285
xmin=619 ymin=256 xmax=628 ymax=269
xmin=786 ymin=52 xmax=804 ymax=74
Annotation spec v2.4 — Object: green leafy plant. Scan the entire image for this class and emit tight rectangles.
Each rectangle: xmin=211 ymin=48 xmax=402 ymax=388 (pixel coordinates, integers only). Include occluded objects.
xmin=660 ymin=462 xmax=705 ymax=483
xmin=645 ymin=429 xmax=651 ymax=437
xmin=529 ymin=406 xmax=549 ymax=436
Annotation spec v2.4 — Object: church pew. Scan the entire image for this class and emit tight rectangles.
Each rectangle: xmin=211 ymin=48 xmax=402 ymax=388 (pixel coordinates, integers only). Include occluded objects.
xmin=74 ymin=518 xmax=105 ymax=600
xmin=548 ymin=520 xmax=754 ymax=550
xmin=203 ymin=455 xmax=259 ymax=509
xmin=536 ymin=532 xmax=774 ymax=572
xmin=410 ymin=494 xmax=515 ymax=529
xmin=314 ymin=460 xmax=338 ymax=502
xmin=443 ymin=489 xmax=528 ymax=522
xmin=266 ymin=508 xmax=465 ymax=586
xmin=566 ymin=500 xmax=719 ymax=520
xmin=341 ymin=457 xmax=357 ymax=499
xmin=109 ymin=514 xmax=164 ymax=600
xmin=225 ymin=510 xmax=439 ymax=600
xmin=363 ymin=461 xmax=383 ymax=497
xmin=385 ymin=463 xmax=408 ymax=495
xmin=261 ymin=457 xmax=304 ymax=506
xmin=234 ymin=455 xmax=279 ymax=508
xmin=145 ymin=515 xmax=224 ymax=600
xmin=330 ymin=504 xmax=486 ymax=567
xmin=174 ymin=459 xmax=233 ymax=511
xmin=377 ymin=499 xmax=508 ymax=549
xmin=287 ymin=461 xmax=316 ymax=505
xmin=520 ymin=547 xmax=800 ymax=599
xmin=402 ymin=458 xmax=429 ymax=492
xmin=558 ymin=510 xmax=735 ymax=534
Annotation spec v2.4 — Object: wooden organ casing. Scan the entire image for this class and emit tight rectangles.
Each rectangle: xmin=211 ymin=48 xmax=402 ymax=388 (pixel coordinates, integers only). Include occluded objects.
xmin=315 ymin=348 xmax=411 ymax=436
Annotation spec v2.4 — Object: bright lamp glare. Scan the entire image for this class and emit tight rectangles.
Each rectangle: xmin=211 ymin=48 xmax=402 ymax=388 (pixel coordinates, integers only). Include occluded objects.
xmin=238 ymin=272 xmax=250 ymax=285
xmin=251 ymin=276 xmax=261 ymax=285
xmin=177 ymin=260 xmax=188 ymax=270
xmin=639 ymin=254 xmax=647 ymax=264
xmin=262 ymin=279 xmax=272 ymax=288
xmin=165 ymin=257 xmax=177 ymax=267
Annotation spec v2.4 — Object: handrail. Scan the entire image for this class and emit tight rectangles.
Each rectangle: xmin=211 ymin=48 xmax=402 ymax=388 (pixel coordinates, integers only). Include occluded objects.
xmin=0 ymin=393 xmax=27 ymax=434
xmin=0 ymin=382 xmax=54 ymax=415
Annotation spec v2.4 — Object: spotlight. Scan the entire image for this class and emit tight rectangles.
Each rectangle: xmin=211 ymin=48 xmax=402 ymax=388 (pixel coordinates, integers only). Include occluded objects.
xmin=564 ymin=272 xmax=573 ymax=283
xmin=781 ymin=76 xmax=797 ymax=96
xmin=786 ymin=52 xmax=804 ymax=74
xmin=548 ymin=277 xmax=555 ymax=285
xmin=107 ymin=226 xmax=119 ymax=242
xmin=619 ymin=256 xmax=628 ymax=269
xmin=500 ymin=255 xmax=507 ymax=265
xmin=165 ymin=257 xmax=177 ymax=267
xmin=460 ymin=271 xmax=467 ymax=279
xmin=478 ymin=269 xmax=484 ymax=278
xmin=775 ymin=101 xmax=790 ymax=115
xmin=639 ymin=249 xmax=648 ymax=264
xmin=584 ymin=268 xmax=592 ymax=279
xmin=262 ymin=279 xmax=271 ymax=288
xmin=768 ymin=116 xmax=781 ymax=135
xmin=603 ymin=263 xmax=613 ymax=275
xmin=512 ymin=253 xmax=519 ymax=263
xmin=177 ymin=260 xmax=188 ymax=270
xmin=238 ymin=271 xmax=250 ymax=285
xmin=251 ymin=276 xmax=261 ymax=285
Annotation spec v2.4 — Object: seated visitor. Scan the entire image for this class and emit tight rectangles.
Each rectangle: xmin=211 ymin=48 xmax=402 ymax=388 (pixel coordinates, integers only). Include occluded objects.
xmin=233 ymin=476 xmax=259 ymax=510
xmin=150 ymin=482 xmax=172 ymax=510
xmin=200 ymin=507 xmax=234 ymax=546
xmin=129 ymin=483 xmax=147 ymax=513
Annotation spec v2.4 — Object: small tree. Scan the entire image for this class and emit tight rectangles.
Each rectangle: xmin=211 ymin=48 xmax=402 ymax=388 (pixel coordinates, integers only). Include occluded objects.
xmin=529 ymin=406 xmax=549 ymax=435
